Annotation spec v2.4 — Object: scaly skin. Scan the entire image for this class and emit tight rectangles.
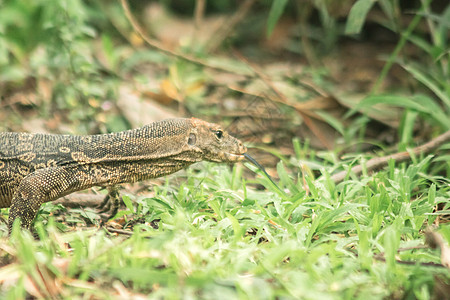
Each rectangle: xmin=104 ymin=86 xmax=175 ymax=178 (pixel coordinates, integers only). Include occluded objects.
xmin=0 ymin=118 xmax=247 ymax=232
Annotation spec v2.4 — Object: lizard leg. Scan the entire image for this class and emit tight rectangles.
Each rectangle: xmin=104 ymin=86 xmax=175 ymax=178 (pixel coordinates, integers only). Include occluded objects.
xmin=98 ymin=186 xmax=120 ymax=222
xmin=8 ymin=167 xmax=80 ymax=234
xmin=97 ymin=193 xmax=111 ymax=211
xmin=107 ymin=186 xmax=120 ymax=219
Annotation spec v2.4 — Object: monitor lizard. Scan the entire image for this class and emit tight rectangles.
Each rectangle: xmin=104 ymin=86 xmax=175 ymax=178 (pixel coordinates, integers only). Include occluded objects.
xmin=0 ymin=118 xmax=248 ymax=233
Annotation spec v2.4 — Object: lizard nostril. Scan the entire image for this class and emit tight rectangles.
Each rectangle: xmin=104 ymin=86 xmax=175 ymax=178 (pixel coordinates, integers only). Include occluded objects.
xmin=238 ymin=141 xmax=246 ymax=153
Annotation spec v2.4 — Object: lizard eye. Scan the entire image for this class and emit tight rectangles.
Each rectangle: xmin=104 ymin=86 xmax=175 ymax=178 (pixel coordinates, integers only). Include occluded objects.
xmin=214 ymin=130 xmax=223 ymax=139
xmin=188 ymin=133 xmax=196 ymax=145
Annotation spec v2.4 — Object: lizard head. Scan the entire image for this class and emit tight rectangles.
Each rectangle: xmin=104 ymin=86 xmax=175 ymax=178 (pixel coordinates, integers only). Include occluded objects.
xmin=187 ymin=118 xmax=247 ymax=163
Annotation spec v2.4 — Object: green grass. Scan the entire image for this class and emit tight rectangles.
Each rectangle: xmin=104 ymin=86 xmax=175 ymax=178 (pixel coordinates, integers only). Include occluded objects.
xmin=1 ymin=154 xmax=448 ymax=299
xmin=1 ymin=0 xmax=449 ymax=298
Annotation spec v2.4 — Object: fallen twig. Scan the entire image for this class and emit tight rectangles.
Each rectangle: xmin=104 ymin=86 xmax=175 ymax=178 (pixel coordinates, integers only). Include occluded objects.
xmin=206 ymin=0 xmax=256 ymax=53
xmin=373 ymin=255 xmax=446 ymax=268
xmin=352 ymin=245 xmax=447 ymax=268
xmin=104 ymin=227 xmax=133 ymax=236
xmin=54 ymin=194 xmax=104 ymax=208
xmin=120 ymin=0 xmax=249 ymax=75
xmin=331 ymin=130 xmax=450 ymax=184
xmin=193 ymin=0 xmax=206 ymax=43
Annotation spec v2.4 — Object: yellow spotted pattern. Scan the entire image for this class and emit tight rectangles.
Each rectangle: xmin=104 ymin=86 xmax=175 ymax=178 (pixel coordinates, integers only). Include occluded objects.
xmin=1 ymin=118 xmax=247 ymax=232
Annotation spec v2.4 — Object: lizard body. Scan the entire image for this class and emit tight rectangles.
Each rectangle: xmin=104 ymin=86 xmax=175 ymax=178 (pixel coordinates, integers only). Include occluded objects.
xmin=0 ymin=118 xmax=246 ymax=232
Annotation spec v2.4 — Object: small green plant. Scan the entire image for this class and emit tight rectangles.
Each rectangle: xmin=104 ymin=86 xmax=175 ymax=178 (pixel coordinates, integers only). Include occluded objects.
xmin=347 ymin=0 xmax=450 ymax=140
xmin=0 ymin=0 xmax=121 ymax=133
xmin=1 ymin=159 xmax=448 ymax=298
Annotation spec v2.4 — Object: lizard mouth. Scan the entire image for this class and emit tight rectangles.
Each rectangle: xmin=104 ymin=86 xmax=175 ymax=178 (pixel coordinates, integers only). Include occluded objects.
xmin=204 ymin=151 xmax=246 ymax=163
xmin=224 ymin=152 xmax=246 ymax=162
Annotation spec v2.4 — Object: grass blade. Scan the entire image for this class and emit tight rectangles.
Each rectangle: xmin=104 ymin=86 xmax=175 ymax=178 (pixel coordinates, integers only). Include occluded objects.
xmin=244 ymin=153 xmax=283 ymax=194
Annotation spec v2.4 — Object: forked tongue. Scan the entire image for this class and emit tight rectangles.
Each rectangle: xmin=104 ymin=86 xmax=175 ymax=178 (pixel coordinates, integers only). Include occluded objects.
xmin=243 ymin=153 xmax=283 ymax=193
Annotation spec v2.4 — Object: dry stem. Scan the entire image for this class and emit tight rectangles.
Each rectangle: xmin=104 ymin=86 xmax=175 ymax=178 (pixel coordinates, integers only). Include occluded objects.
xmin=331 ymin=130 xmax=450 ymax=183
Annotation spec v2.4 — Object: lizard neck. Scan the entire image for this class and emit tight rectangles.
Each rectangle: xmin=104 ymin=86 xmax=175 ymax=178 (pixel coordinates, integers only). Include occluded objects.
xmin=77 ymin=151 xmax=203 ymax=187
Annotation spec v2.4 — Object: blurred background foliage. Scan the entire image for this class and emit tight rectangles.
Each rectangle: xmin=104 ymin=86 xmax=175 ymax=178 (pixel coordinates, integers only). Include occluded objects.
xmin=0 ymin=0 xmax=449 ymax=172
xmin=0 ymin=0 xmax=449 ymax=298
xmin=1 ymin=0 xmax=448 ymax=143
